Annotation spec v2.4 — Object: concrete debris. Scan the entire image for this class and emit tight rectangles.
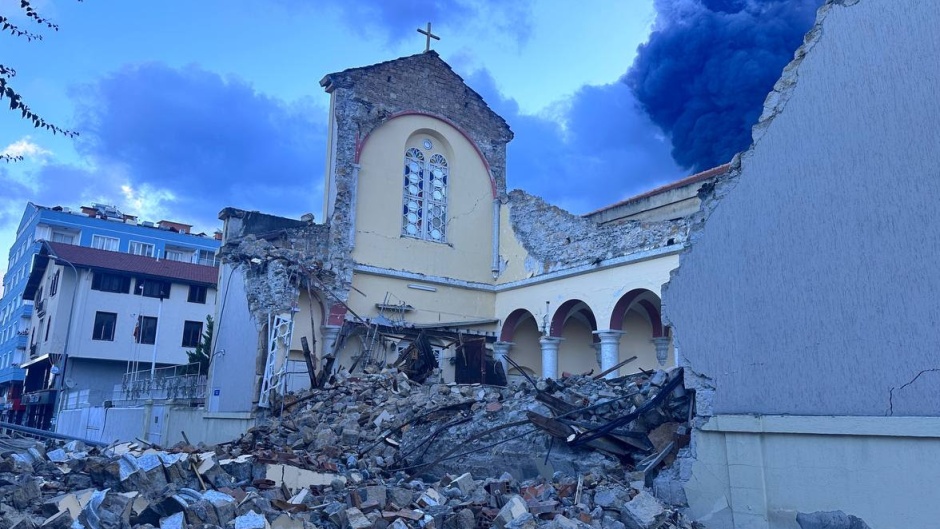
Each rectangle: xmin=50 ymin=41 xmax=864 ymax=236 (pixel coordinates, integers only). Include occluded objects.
xmin=0 ymin=366 xmax=704 ymax=529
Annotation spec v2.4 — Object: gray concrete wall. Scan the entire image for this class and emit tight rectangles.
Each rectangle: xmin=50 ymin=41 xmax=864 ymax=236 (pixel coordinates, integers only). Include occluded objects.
xmin=61 ymin=358 xmax=134 ymax=407
xmin=207 ymin=264 xmax=261 ymax=413
xmin=664 ymin=0 xmax=940 ymax=417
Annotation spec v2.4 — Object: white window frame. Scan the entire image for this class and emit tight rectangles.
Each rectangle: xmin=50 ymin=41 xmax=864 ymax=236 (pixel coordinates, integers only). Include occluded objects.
xmin=91 ymin=235 xmax=120 ymax=252
xmin=401 ymin=147 xmax=449 ymax=243
xmin=51 ymin=231 xmax=76 ymax=245
xmin=164 ymin=249 xmax=190 ymax=262
xmin=128 ymin=241 xmax=155 ymax=257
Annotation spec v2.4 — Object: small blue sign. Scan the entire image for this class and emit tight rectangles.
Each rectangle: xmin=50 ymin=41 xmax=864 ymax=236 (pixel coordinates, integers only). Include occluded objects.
xmin=213 ymin=389 xmax=221 ymax=396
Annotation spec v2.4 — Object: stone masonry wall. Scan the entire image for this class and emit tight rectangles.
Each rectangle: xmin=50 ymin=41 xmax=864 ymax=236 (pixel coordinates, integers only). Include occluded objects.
xmin=507 ymin=190 xmax=690 ymax=275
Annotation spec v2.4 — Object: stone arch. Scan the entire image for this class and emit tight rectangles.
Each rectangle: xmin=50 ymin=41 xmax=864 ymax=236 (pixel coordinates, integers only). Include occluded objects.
xmin=609 ymin=289 xmax=665 ymax=337
xmin=500 ymin=308 xmax=537 ymax=342
xmin=609 ymin=289 xmax=671 ymax=371
xmin=497 ymin=308 xmax=542 ymax=377
xmin=551 ymin=300 xmax=601 ymax=375
xmin=550 ymin=299 xmax=599 ymax=340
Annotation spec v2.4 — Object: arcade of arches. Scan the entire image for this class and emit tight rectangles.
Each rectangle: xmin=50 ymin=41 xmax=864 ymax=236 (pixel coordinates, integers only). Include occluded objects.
xmin=496 ymin=288 xmax=673 ymax=381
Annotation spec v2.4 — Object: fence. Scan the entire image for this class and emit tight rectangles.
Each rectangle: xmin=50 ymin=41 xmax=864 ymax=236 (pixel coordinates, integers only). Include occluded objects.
xmin=113 ymin=362 xmax=207 ymax=405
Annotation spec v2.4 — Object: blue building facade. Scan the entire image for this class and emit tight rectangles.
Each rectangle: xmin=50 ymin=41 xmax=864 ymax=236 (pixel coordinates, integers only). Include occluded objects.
xmin=0 ymin=202 xmax=220 ymax=420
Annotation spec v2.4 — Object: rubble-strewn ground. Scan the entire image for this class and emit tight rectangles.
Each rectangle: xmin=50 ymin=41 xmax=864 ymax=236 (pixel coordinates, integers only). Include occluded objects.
xmin=0 ymin=367 xmax=705 ymax=529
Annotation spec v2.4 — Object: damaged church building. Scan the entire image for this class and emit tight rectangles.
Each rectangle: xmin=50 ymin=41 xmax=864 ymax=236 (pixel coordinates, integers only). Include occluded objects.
xmin=201 ymin=1 xmax=940 ymax=527
xmin=207 ymin=49 xmax=704 ymax=416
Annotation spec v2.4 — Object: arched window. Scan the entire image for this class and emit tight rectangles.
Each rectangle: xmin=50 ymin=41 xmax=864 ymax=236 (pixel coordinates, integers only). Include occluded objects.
xmin=402 ymin=147 xmax=449 ymax=242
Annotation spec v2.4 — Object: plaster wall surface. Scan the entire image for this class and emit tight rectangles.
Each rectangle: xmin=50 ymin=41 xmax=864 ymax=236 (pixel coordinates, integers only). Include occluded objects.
xmin=208 ymin=265 xmax=260 ymax=413
xmin=349 ymin=271 xmax=496 ymax=325
xmin=685 ymin=415 xmax=940 ymax=529
xmin=619 ymin=310 xmax=671 ymax=373
xmin=496 ymin=204 xmax=530 ymax=283
xmin=164 ymin=408 xmax=255 ymax=446
xmin=664 ymin=0 xmax=940 ymax=417
xmin=287 ymin=290 xmax=324 ymax=353
xmin=352 ymin=114 xmax=496 ymax=283
xmin=507 ymin=318 xmax=542 ymax=377
xmin=556 ymin=321 xmax=598 ymax=376
xmin=31 ymin=265 xmax=214 ymax=366
xmin=60 ymin=358 xmax=135 ymax=407
xmin=588 ymin=188 xmax=701 ymax=225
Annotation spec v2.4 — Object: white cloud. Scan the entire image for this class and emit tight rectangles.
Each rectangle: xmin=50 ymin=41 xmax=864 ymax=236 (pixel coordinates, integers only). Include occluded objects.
xmin=2 ymin=137 xmax=53 ymax=160
xmin=120 ymin=183 xmax=178 ymax=223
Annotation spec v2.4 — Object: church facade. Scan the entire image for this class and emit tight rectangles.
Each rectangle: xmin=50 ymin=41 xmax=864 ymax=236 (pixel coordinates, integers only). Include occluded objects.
xmin=206 ymin=51 xmax=710 ymax=415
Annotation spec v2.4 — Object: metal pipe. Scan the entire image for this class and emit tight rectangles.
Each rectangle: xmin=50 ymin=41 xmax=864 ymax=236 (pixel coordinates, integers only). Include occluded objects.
xmin=0 ymin=420 xmax=108 ymax=447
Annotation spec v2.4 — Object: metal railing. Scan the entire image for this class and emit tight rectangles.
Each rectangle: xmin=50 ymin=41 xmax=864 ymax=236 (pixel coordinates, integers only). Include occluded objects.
xmin=113 ymin=362 xmax=206 ymax=405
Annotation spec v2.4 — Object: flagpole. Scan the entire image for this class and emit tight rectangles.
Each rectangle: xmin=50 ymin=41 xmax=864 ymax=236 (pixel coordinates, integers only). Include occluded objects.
xmin=151 ymin=295 xmax=163 ymax=383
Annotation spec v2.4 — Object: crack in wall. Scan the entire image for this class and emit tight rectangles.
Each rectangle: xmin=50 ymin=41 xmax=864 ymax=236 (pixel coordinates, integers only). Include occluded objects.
xmin=885 ymin=368 xmax=940 ymax=416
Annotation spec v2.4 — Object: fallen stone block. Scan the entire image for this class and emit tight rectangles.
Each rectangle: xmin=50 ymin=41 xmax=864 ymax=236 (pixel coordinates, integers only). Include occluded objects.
xmin=40 ymin=492 xmax=83 ymax=520
xmin=271 ymin=513 xmax=307 ymax=529
xmin=265 ymin=463 xmax=345 ymax=494
xmin=159 ymin=512 xmax=185 ymax=529
xmin=620 ymin=491 xmax=666 ymax=529
xmin=345 ymin=507 xmax=372 ymax=529
xmin=451 ymin=473 xmax=476 ymax=495
xmin=12 ymin=475 xmax=41 ymax=510
xmin=40 ymin=510 xmax=72 ymax=529
xmin=494 ymin=495 xmax=528 ymax=529
xmin=796 ymin=510 xmax=872 ymax=529
xmin=235 ymin=510 xmax=271 ymax=529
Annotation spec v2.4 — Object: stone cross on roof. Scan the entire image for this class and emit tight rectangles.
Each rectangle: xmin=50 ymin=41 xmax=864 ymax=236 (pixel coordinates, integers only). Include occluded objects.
xmin=417 ymin=22 xmax=440 ymax=53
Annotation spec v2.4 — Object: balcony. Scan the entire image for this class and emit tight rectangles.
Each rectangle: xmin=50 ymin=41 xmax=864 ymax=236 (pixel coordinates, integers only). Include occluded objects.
xmin=15 ymin=333 xmax=27 ymax=349
xmin=0 ymin=365 xmax=25 ymax=384
xmin=15 ymin=304 xmax=32 ymax=319
xmin=35 ymin=299 xmax=45 ymax=318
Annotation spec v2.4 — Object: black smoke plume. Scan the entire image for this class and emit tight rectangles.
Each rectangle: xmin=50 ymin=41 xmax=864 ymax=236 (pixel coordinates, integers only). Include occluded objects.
xmin=628 ymin=0 xmax=822 ymax=171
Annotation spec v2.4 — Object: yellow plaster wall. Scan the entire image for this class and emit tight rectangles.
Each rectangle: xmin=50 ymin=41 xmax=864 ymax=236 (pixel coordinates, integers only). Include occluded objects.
xmin=557 ymin=320 xmax=599 ymax=376
xmin=619 ymin=310 xmax=673 ymax=374
xmin=288 ymin=290 xmax=325 ymax=354
xmin=508 ymin=317 xmax=542 ymax=379
xmin=496 ymin=204 xmax=531 ymax=284
xmin=352 ymin=115 xmax=496 ymax=283
xmin=348 ymin=271 xmax=495 ymax=326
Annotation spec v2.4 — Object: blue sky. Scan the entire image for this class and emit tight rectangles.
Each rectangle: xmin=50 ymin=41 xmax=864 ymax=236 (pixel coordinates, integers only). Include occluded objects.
xmin=1 ymin=0 xmax=821 ymax=282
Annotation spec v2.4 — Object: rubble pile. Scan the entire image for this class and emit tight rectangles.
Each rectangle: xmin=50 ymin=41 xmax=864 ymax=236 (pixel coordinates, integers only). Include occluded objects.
xmin=0 ymin=367 xmax=702 ymax=529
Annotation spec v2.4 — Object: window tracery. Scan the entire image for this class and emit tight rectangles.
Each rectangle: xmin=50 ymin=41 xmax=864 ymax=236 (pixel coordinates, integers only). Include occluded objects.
xmin=402 ymin=146 xmax=448 ymax=242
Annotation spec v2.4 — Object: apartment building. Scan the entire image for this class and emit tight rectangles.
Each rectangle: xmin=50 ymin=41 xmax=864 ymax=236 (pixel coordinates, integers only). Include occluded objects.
xmin=0 ymin=202 xmax=220 ymax=422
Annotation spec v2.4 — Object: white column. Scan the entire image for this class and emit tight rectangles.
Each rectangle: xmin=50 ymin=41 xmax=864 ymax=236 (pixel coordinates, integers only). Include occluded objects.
xmin=539 ymin=336 xmax=563 ymax=379
xmin=593 ymin=330 xmax=625 ymax=379
xmin=652 ymin=336 xmax=670 ymax=367
xmin=493 ymin=341 xmax=512 ymax=377
xmin=320 ymin=325 xmax=342 ymax=357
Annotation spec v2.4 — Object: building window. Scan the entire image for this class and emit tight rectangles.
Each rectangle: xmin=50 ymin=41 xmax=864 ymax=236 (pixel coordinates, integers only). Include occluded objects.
xmin=195 ymin=249 xmax=218 ymax=267
xmin=129 ymin=241 xmax=155 ymax=257
xmin=134 ymin=316 xmax=158 ymax=345
xmin=51 ymin=232 xmax=75 ymax=245
xmin=92 ymin=312 xmax=117 ymax=341
xmin=44 ymin=317 xmax=51 ymax=342
xmin=136 ymin=278 xmax=170 ymax=299
xmin=165 ymin=249 xmax=189 ymax=262
xmin=402 ymin=147 xmax=448 ymax=242
xmin=187 ymin=285 xmax=207 ymax=304
xmin=181 ymin=320 xmax=203 ymax=348
xmin=91 ymin=235 xmax=119 ymax=252
xmin=49 ymin=270 xmax=60 ymax=297
xmin=91 ymin=272 xmax=131 ymax=294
